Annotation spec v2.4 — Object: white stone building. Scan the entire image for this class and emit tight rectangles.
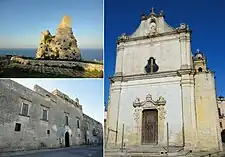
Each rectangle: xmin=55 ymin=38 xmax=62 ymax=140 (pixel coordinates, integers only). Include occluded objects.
xmin=106 ymin=9 xmax=222 ymax=152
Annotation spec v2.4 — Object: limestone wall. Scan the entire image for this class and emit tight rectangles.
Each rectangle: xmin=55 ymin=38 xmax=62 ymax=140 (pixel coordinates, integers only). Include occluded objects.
xmin=107 ymin=76 xmax=183 ymax=147
xmin=218 ymin=98 xmax=225 ymax=132
xmin=116 ymin=36 xmax=182 ymax=75
xmin=83 ymin=114 xmax=103 ymax=145
xmin=194 ymin=72 xmax=222 ymax=151
xmin=0 ymin=79 xmax=85 ymax=152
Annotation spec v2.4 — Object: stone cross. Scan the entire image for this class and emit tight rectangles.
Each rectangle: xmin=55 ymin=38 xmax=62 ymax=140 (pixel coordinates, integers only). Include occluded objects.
xmin=151 ymin=7 xmax=155 ymax=14
xmin=150 ymin=58 xmax=154 ymax=73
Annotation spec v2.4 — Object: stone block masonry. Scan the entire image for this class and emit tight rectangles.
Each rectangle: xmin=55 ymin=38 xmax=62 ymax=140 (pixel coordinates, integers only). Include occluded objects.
xmin=0 ymin=79 xmax=103 ymax=152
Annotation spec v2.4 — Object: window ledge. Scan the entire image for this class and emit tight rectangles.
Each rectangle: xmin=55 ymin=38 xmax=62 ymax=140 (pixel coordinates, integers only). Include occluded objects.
xmin=19 ymin=113 xmax=30 ymax=117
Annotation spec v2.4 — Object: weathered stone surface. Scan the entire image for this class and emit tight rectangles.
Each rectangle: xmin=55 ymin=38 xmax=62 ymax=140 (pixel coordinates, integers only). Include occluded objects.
xmin=11 ymin=57 xmax=103 ymax=72
xmin=106 ymin=9 xmax=222 ymax=153
xmin=36 ymin=16 xmax=81 ymax=60
xmin=0 ymin=79 xmax=103 ymax=152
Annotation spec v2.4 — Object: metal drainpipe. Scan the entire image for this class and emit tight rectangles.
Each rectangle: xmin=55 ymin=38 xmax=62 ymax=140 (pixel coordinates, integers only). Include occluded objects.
xmin=121 ymin=124 xmax=124 ymax=152
xmin=167 ymin=122 xmax=169 ymax=152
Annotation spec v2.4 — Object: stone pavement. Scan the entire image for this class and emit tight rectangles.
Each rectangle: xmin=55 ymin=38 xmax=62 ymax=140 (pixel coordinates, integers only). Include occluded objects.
xmin=0 ymin=145 xmax=103 ymax=157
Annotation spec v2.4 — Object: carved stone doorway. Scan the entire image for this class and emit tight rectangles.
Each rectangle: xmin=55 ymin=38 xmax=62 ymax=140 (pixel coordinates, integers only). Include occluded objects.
xmin=142 ymin=109 xmax=158 ymax=144
xmin=65 ymin=132 xmax=70 ymax=147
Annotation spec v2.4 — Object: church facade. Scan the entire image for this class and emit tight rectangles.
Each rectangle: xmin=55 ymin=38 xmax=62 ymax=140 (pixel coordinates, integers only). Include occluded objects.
xmin=106 ymin=9 xmax=222 ymax=151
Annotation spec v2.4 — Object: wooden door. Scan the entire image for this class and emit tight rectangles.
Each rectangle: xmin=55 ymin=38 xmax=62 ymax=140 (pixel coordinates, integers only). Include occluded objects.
xmin=142 ymin=109 xmax=158 ymax=144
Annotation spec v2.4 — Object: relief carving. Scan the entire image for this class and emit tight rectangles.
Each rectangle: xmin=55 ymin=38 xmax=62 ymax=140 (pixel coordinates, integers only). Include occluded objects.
xmin=158 ymin=107 xmax=166 ymax=120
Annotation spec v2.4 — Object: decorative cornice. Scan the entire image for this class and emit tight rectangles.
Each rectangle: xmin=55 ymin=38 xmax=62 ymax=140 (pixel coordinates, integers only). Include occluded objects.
xmin=110 ymin=69 xmax=196 ymax=83
xmin=177 ymin=69 xmax=196 ymax=76
xmin=133 ymin=94 xmax=166 ymax=108
xmin=117 ymin=29 xmax=191 ymax=45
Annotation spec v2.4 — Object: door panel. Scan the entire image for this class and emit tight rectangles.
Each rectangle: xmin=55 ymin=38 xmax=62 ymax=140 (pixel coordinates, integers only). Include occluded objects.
xmin=142 ymin=109 xmax=158 ymax=144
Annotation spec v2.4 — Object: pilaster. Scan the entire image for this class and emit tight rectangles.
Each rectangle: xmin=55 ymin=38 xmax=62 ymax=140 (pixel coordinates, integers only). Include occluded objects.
xmin=105 ymin=81 xmax=122 ymax=148
xmin=178 ymin=69 xmax=197 ymax=150
xmin=179 ymin=32 xmax=192 ymax=69
xmin=186 ymin=34 xmax=192 ymax=68
xmin=179 ymin=33 xmax=187 ymax=69
xmin=115 ymin=44 xmax=125 ymax=74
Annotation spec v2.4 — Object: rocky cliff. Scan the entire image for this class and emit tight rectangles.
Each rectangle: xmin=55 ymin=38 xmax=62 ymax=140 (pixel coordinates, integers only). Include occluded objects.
xmin=36 ymin=16 xmax=81 ymax=60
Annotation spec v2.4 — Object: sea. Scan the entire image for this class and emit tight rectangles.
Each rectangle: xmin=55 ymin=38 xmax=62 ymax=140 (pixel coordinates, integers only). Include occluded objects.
xmin=0 ymin=48 xmax=103 ymax=61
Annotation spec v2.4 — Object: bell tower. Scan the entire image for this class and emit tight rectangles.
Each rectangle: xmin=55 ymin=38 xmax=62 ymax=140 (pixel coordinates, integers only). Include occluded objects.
xmin=193 ymin=49 xmax=207 ymax=72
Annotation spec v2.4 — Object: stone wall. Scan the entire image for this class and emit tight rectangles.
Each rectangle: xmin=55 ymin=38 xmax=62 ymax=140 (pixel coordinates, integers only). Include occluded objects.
xmin=83 ymin=114 xmax=103 ymax=145
xmin=194 ymin=71 xmax=222 ymax=151
xmin=218 ymin=98 xmax=225 ymax=132
xmin=0 ymin=79 xmax=102 ymax=152
xmin=107 ymin=76 xmax=183 ymax=148
xmin=11 ymin=56 xmax=103 ymax=72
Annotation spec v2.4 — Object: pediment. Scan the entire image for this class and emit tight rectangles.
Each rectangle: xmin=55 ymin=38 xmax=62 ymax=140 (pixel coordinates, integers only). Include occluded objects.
xmin=130 ymin=12 xmax=175 ymax=38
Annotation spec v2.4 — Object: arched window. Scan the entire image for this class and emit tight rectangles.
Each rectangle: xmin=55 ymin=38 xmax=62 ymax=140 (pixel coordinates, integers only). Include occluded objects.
xmin=145 ymin=57 xmax=159 ymax=73
xmin=198 ymin=67 xmax=203 ymax=72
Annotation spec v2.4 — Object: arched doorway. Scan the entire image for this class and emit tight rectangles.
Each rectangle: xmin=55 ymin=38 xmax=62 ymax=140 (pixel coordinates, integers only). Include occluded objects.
xmin=65 ymin=132 xmax=70 ymax=147
xmin=142 ymin=109 xmax=158 ymax=144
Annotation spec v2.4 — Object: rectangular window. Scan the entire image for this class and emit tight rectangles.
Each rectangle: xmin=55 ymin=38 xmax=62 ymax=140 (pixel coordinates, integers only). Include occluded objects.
xmin=65 ymin=116 xmax=69 ymax=125
xmin=47 ymin=130 xmax=50 ymax=134
xmin=220 ymin=122 xmax=223 ymax=128
xmin=86 ymin=123 xmax=89 ymax=130
xmin=77 ymin=119 xmax=80 ymax=128
xmin=21 ymin=103 xmax=29 ymax=116
xmin=42 ymin=109 xmax=48 ymax=120
xmin=15 ymin=123 xmax=21 ymax=131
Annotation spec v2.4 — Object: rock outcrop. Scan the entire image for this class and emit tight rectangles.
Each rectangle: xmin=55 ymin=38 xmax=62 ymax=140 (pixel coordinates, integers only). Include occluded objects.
xmin=36 ymin=16 xmax=81 ymax=60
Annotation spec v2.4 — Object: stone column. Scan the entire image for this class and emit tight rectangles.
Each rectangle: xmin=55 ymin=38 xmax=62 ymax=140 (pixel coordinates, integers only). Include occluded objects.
xmin=179 ymin=69 xmax=197 ymax=150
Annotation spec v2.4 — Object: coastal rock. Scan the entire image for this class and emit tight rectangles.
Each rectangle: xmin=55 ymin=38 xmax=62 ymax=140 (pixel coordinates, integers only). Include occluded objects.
xmin=36 ymin=16 xmax=81 ymax=60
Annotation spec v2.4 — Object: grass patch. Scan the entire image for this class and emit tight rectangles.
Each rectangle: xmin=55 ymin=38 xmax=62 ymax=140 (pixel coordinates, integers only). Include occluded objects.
xmin=84 ymin=70 xmax=103 ymax=78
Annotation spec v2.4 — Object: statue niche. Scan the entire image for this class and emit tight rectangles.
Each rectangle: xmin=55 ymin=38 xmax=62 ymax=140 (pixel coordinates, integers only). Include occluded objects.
xmin=145 ymin=57 xmax=159 ymax=73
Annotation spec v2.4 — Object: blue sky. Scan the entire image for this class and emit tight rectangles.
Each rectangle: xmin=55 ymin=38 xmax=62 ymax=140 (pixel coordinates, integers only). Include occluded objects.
xmin=104 ymin=0 xmax=225 ymax=109
xmin=0 ymin=0 xmax=103 ymax=49
xmin=11 ymin=79 xmax=104 ymax=124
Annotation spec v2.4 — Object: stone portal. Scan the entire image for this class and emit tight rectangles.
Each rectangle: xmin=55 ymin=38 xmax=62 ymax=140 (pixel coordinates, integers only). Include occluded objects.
xmin=133 ymin=94 xmax=166 ymax=146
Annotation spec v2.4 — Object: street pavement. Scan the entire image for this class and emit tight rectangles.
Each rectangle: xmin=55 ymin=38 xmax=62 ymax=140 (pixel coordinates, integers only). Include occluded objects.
xmin=0 ymin=145 xmax=103 ymax=157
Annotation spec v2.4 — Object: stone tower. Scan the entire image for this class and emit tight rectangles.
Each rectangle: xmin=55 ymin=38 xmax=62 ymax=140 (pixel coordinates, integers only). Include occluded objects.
xmin=106 ymin=8 xmax=222 ymax=152
xmin=193 ymin=50 xmax=222 ymax=150
xmin=59 ymin=15 xmax=71 ymax=28
xmin=36 ymin=16 xmax=81 ymax=60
